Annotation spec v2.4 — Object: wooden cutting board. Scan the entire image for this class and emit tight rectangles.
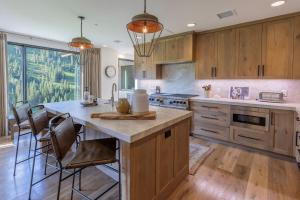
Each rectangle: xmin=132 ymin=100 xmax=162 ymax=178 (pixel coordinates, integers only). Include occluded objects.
xmin=91 ymin=111 xmax=156 ymax=120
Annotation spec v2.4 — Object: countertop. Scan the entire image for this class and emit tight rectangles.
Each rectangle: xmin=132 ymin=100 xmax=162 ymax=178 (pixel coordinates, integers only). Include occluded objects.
xmin=44 ymin=101 xmax=192 ymax=143
xmin=190 ymin=97 xmax=300 ymax=113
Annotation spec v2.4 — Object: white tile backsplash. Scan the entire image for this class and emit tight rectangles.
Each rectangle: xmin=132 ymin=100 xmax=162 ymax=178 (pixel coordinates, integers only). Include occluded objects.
xmin=136 ymin=63 xmax=300 ymax=103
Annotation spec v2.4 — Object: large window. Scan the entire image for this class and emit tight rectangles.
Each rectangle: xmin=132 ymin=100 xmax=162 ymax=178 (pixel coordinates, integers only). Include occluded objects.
xmin=7 ymin=43 xmax=80 ymax=110
xmin=119 ymin=59 xmax=135 ymax=90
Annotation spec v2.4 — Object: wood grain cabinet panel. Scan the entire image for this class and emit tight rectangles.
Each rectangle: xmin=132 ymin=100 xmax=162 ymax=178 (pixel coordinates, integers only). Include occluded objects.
xmin=293 ymin=16 xmax=300 ymax=79
xmin=153 ymin=39 xmax=166 ymax=64
xmin=156 ymin=129 xmax=174 ymax=192
xmin=270 ymin=110 xmax=295 ymax=156
xmin=216 ymin=29 xmax=237 ymax=79
xmin=165 ymin=37 xmax=178 ymax=62
xmin=236 ymin=24 xmax=263 ymax=78
xmin=262 ymin=19 xmax=293 ymax=79
xmin=174 ymin=119 xmax=190 ymax=175
xmin=195 ymin=33 xmax=217 ymax=79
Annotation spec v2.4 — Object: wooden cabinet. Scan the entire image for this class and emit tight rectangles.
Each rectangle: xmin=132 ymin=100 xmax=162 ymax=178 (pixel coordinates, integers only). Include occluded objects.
xmin=156 ymin=129 xmax=174 ymax=192
xmin=270 ymin=109 xmax=295 ymax=156
xmin=165 ymin=33 xmax=194 ymax=63
xmin=293 ymin=16 xmax=300 ymax=79
xmin=236 ymin=24 xmax=263 ymax=78
xmin=216 ymin=29 xmax=237 ymax=78
xmin=262 ymin=19 xmax=293 ymax=78
xmin=195 ymin=33 xmax=217 ymax=79
xmin=153 ymin=39 xmax=166 ymax=64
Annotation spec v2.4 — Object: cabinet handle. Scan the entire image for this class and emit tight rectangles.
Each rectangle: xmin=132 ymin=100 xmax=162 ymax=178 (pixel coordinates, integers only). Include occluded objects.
xmin=257 ymin=65 xmax=260 ymax=77
xmin=200 ymin=115 xmax=218 ymax=120
xmin=296 ymin=132 xmax=299 ymax=146
xmin=200 ymin=105 xmax=219 ymax=109
xmin=214 ymin=67 xmax=217 ymax=77
xmin=238 ymin=135 xmax=261 ymax=141
xmin=211 ymin=67 xmax=214 ymax=78
xmin=262 ymin=65 xmax=265 ymax=77
xmin=200 ymin=128 xmax=218 ymax=134
xmin=164 ymin=130 xmax=171 ymax=138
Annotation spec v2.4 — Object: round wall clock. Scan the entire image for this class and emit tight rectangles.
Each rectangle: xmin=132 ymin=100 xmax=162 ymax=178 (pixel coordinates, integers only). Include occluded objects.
xmin=105 ymin=65 xmax=116 ymax=78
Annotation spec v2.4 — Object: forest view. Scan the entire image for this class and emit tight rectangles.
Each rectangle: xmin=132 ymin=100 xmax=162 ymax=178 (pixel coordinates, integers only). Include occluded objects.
xmin=7 ymin=44 xmax=80 ymax=111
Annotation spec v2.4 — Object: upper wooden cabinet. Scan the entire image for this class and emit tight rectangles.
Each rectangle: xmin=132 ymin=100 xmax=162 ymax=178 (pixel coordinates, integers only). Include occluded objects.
xmin=216 ymin=29 xmax=237 ymax=79
xmin=195 ymin=33 xmax=217 ymax=79
xmin=236 ymin=24 xmax=263 ymax=78
xmin=153 ymin=39 xmax=165 ymax=64
xmin=165 ymin=33 xmax=194 ymax=63
xmin=262 ymin=19 xmax=294 ymax=79
xmin=293 ymin=16 xmax=300 ymax=79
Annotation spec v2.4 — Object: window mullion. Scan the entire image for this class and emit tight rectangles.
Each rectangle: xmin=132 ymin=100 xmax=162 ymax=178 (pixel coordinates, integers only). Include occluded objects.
xmin=23 ymin=46 xmax=27 ymax=102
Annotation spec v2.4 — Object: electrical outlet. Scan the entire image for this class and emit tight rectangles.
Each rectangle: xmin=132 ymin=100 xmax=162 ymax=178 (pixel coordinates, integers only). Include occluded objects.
xmin=281 ymin=90 xmax=288 ymax=97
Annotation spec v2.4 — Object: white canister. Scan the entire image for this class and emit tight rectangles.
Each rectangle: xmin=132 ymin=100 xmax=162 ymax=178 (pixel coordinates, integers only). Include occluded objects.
xmin=128 ymin=89 xmax=149 ymax=114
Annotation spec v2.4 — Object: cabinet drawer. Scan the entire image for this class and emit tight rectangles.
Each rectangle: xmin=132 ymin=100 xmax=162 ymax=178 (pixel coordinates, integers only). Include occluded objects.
xmin=193 ymin=122 xmax=229 ymax=141
xmin=193 ymin=109 xmax=229 ymax=127
xmin=190 ymin=101 xmax=230 ymax=113
xmin=230 ymin=126 xmax=273 ymax=150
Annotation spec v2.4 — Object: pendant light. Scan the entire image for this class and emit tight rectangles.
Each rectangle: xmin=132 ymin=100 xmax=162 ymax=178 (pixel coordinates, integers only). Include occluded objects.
xmin=127 ymin=0 xmax=163 ymax=57
xmin=69 ymin=16 xmax=93 ymax=50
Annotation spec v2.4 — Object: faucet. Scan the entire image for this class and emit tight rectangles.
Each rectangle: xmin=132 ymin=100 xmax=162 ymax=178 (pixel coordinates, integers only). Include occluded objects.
xmin=111 ymin=83 xmax=117 ymax=107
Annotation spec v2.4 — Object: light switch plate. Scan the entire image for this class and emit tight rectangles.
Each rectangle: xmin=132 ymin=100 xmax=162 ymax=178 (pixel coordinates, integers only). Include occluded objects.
xmin=281 ymin=90 xmax=288 ymax=97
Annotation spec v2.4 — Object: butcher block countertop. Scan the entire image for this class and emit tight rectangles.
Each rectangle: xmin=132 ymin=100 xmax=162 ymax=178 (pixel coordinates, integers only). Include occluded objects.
xmin=44 ymin=100 xmax=192 ymax=143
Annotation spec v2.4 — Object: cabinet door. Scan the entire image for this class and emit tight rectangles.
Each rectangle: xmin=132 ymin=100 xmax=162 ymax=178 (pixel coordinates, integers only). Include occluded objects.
xmin=174 ymin=119 xmax=190 ymax=175
xmin=236 ymin=24 xmax=263 ymax=78
xmin=216 ymin=29 xmax=237 ymax=78
xmin=293 ymin=16 xmax=300 ymax=79
xmin=195 ymin=33 xmax=217 ymax=79
xmin=271 ymin=110 xmax=295 ymax=156
xmin=262 ymin=19 xmax=293 ymax=78
xmin=153 ymin=39 xmax=165 ymax=64
xmin=165 ymin=37 xmax=178 ymax=62
xmin=156 ymin=129 xmax=174 ymax=192
xmin=177 ymin=33 xmax=194 ymax=62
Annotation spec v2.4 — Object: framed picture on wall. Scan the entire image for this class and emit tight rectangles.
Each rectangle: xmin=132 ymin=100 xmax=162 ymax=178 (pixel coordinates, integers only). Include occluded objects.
xmin=229 ymin=86 xmax=250 ymax=100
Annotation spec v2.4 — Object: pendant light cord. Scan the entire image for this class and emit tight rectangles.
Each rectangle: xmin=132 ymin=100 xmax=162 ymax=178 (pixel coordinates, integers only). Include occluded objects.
xmin=80 ymin=17 xmax=83 ymax=37
xmin=144 ymin=0 xmax=146 ymax=13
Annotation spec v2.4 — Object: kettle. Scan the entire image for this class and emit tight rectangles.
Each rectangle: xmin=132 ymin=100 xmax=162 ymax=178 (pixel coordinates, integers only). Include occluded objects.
xmin=127 ymin=89 xmax=149 ymax=114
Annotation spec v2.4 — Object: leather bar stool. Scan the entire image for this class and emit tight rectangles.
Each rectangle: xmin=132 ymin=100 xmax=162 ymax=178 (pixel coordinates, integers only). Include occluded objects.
xmin=49 ymin=113 xmax=121 ymax=200
xmin=12 ymin=101 xmax=32 ymax=176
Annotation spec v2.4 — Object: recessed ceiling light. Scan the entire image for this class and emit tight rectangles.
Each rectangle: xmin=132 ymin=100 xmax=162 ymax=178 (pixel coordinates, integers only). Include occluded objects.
xmin=271 ymin=0 xmax=286 ymax=7
xmin=187 ymin=23 xmax=196 ymax=28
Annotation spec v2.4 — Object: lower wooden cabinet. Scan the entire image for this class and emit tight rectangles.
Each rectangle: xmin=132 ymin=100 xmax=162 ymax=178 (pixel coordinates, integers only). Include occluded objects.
xmin=270 ymin=109 xmax=295 ymax=156
xmin=127 ymin=118 xmax=191 ymax=200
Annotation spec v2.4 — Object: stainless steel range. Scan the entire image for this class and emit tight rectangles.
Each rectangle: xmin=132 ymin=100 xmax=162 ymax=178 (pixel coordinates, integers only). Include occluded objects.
xmin=149 ymin=93 xmax=198 ymax=110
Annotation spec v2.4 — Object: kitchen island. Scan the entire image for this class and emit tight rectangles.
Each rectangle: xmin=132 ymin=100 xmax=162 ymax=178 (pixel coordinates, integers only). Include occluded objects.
xmin=45 ymin=101 xmax=192 ymax=200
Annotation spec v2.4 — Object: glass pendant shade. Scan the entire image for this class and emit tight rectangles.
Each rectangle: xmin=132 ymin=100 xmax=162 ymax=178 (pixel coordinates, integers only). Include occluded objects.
xmin=69 ymin=16 xmax=93 ymax=50
xmin=127 ymin=0 xmax=163 ymax=57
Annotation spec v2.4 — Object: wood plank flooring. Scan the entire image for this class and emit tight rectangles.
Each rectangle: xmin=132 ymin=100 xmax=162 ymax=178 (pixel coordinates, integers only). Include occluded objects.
xmin=0 ymin=135 xmax=299 ymax=200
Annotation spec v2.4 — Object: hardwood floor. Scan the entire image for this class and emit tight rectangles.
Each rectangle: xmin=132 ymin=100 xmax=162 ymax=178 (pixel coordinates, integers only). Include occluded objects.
xmin=0 ymin=135 xmax=299 ymax=200
xmin=168 ymin=137 xmax=300 ymax=200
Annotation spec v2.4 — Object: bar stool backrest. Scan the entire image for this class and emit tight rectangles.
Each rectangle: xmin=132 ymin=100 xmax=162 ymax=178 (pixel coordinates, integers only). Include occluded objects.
xmin=27 ymin=105 xmax=49 ymax=136
xmin=49 ymin=116 xmax=77 ymax=162
xmin=12 ymin=101 xmax=30 ymax=125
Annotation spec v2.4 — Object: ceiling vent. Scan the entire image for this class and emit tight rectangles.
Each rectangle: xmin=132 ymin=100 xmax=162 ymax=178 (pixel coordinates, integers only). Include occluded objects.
xmin=217 ymin=10 xmax=237 ymax=19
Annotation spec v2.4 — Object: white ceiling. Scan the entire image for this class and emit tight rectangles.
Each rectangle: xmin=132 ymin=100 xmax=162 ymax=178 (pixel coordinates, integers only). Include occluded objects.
xmin=0 ymin=0 xmax=300 ymax=56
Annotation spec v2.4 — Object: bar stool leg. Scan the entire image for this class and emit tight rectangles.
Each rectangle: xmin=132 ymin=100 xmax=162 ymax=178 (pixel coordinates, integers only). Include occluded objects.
xmin=118 ymin=141 xmax=121 ymax=200
xmin=71 ymin=169 xmax=76 ymax=200
xmin=44 ymin=142 xmax=49 ymax=175
xmin=13 ymin=127 xmax=21 ymax=176
xmin=28 ymin=133 xmax=32 ymax=158
xmin=28 ymin=140 xmax=38 ymax=200
xmin=79 ymin=169 xmax=82 ymax=191
xmin=56 ymin=169 xmax=63 ymax=200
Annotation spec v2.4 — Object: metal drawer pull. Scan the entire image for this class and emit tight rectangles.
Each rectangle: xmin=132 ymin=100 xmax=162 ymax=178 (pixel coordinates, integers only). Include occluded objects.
xmin=201 ymin=105 xmax=219 ymax=109
xmin=296 ymin=131 xmax=299 ymax=146
xmin=200 ymin=115 xmax=218 ymax=120
xmin=200 ymin=128 xmax=218 ymax=134
xmin=165 ymin=130 xmax=171 ymax=138
xmin=238 ymin=135 xmax=261 ymax=141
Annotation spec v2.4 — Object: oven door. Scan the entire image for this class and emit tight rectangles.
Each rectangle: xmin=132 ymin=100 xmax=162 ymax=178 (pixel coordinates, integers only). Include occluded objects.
xmin=231 ymin=109 xmax=270 ymax=131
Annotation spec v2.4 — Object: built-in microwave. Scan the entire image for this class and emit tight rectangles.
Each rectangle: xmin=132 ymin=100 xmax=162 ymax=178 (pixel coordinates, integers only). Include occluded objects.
xmin=231 ymin=106 xmax=270 ymax=131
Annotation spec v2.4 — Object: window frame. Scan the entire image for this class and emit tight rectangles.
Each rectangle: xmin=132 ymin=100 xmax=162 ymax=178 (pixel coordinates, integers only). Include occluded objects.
xmin=7 ymin=42 xmax=80 ymax=104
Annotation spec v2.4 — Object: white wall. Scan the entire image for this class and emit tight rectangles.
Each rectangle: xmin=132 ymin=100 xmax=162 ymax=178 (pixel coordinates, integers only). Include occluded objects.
xmin=100 ymin=47 xmax=120 ymax=99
